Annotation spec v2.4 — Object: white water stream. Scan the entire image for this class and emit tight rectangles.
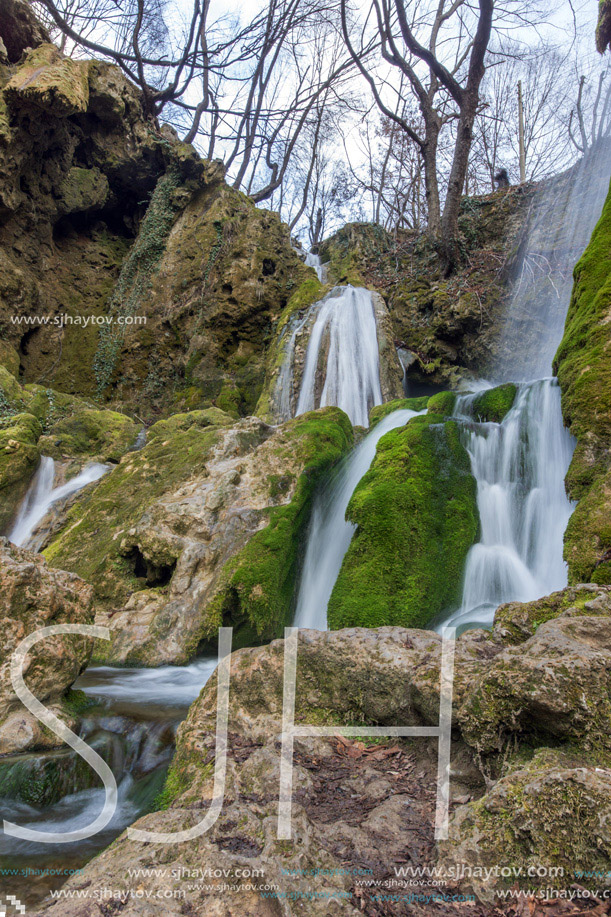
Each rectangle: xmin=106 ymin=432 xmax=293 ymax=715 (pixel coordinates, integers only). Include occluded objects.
xmin=441 ymin=380 xmax=575 ymax=631
xmin=295 ymin=284 xmax=383 ymax=428
xmin=8 ymin=456 xmax=108 ymax=549
xmin=294 ymin=408 xmax=424 ymax=630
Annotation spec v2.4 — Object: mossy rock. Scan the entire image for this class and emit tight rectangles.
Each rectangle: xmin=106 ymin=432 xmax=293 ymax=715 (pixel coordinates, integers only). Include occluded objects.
xmin=368 ymin=396 xmax=429 ymax=428
xmin=327 ymin=414 xmax=479 ymax=629
xmin=38 ymin=408 xmax=139 ymax=462
xmin=205 ymin=407 xmax=354 ymax=645
xmin=493 ymin=584 xmax=611 ymax=645
xmin=0 ymin=364 xmax=29 ymax=417
xmin=427 ymin=390 xmax=457 ymax=417
xmin=470 ymin=383 xmax=517 ymax=423
xmin=554 ymin=176 xmax=611 ymax=584
xmin=0 ymin=342 xmax=19 ymax=377
xmin=0 ymin=412 xmax=41 ymax=531
xmin=58 ymin=166 xmax=109 ymax=214
xmin=440 ymin=748 xmax=611 ymax=900
xmin=44 ymin=408 xmax=237 ymax=610
xmin=5 ymin=44 xmax=89 ymax=117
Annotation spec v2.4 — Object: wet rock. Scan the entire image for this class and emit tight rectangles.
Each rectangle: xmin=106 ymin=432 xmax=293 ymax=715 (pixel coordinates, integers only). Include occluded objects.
xmin=0 ymin=538 xmax=94 ymax=754
xmin=45 ymin=407 xmax=353 ymax=665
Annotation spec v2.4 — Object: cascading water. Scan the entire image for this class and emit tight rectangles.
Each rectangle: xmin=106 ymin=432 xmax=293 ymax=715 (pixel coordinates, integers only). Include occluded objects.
xmin=0 ymin=658 xmax=215 ymax=907
xmin=2 ymin=458 xmax=217 ymax=906
xmin=439 ymin=146 xmax=611 ymax=632
xmin=294 ymin=408 xmax=425 ymax=630
xmin=442 ymin=381 xmax=575 ymax=631
xmin=8 ymin=457 xmax=108 ymax=550
xmin=304 ymin=251 xmax=328 ymax=283
xmin=495 ymin=140 xmax=611 ymax=381
xmin=295 ymin=285 xmax=383 ymax=428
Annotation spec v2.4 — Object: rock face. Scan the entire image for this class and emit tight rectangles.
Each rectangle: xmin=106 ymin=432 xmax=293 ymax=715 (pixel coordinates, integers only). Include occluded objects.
xmin=44 ymin=407 xmax=353 ymax=664
xmin=0 ymin=17 xmax=309 ymax=422
xmin=0 ymin=361 xmax=139 ymax=531
xmin=0 ymin=538 xmax=94 ymax=755
xmin=327 ymin=406 xmax=478 ymax=629
xmin=35 ymin=588 xmax=611 ymax=910
xmin=555 ymin=177 xmax=611 ymax=586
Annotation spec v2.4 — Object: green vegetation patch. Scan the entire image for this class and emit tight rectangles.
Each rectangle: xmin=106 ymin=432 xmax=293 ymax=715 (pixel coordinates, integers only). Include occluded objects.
xmin=554 ymin=177 xmax=611 ymax=584
xmin=0 ymin=412 xmax=41 ymax=531
xmin=471 ymin=383 xmax=517 ymax=423
xmin=204 ymin=407 xmax=353 ymax=645
xmin=368 ymin=397 xmax=429 ymax=428
xmin=327 ymin=414 xmax=478 ymax=629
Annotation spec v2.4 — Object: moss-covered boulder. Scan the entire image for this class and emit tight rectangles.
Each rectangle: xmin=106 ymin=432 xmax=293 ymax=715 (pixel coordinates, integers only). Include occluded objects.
xmin=0 ymin=412 xmax=41 ymax=532
xmin=439 ymin=748 xmax=611 ymax=902
xmin=554 ymin=176 xmax=611 ymax=585
xmin=460 ymin=611 xmax=611 ymax=757
xmin=470 ymin=382 xmax=517 ymax=423
xmin=492 ymin=584 xmax=611 ymax=645
xmin=327 ymin=414 xmax=479 ymax=629
xmin=45 ymin=407 xmax=353 ymax=665
xmin=38 ymin=408 xmax=138 ymax=462
xmin=0 ymin=538 xmax=94 ymax=755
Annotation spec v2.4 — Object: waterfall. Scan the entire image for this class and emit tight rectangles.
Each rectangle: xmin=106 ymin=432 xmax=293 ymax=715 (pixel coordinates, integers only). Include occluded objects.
xmin=295 ymin=285 xmax=384 ymax=428
xmin=294 ymin=408 xmax=425 ymax=630
xmin=496 ymin=140 xmax=611 ymax=381
xmin=304 ymin=251 xmax=328 ymax=283
xmin=8 ymin=458 xmax=108 ymax=550
xmin=441 ymin=380 xmax=575 ymax=632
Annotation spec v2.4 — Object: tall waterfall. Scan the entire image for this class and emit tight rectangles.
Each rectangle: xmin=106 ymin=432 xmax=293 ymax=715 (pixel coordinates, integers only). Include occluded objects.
xmin=294 ymin=408 xmax=424 ymax=630
xmin=295 ymin=285 xmax=383 ymax=428
xmin=442 ymin=381 xmax=575 ymax=631
xmin=496 ymin=140 xmax=611 ymax=381
xmin=8 ymin=457 xmax=108 ymax=549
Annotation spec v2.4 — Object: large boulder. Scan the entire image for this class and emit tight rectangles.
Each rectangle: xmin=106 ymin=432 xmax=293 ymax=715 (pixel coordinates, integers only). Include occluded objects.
xmin=45 ymin=407 xmax=353 ymax=664
xmin=0 ymin=538 xmax=94 ymax=755
xmin=327 ymin=411 xmax=478 ymax=629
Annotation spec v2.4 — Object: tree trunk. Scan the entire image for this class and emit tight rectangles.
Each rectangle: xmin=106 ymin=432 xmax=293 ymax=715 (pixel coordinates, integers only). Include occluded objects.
xmin=422 ymin=118 xmax=441 ymax=238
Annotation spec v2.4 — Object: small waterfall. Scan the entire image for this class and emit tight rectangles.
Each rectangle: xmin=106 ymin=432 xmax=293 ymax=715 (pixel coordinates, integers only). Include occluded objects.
xmin=441 ymin=380 xmax=575 ymax=631
xmin=305 ymin=251 xmax=328 ymax=283
xmin=8 ymin=458 xmax=108 ymax=549
xmin=296 ymin=285 xmax=383 ymax=427
xmin=294 ymin=408 xmax=424 ymax=630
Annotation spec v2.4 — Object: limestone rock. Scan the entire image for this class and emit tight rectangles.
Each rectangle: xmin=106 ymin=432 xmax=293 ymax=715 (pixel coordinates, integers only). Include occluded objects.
xmin=0 ymin=538 xmax=94 ymax=754
xmin=45 ymin=407 xmax=353 ymax=665
xmin=5 ymin=44 xmax=90 ymax=118
xmin=460 ymin=611 xmax=611 ymax=755
xmin=439 ymin=748 xmax=611 ymax=902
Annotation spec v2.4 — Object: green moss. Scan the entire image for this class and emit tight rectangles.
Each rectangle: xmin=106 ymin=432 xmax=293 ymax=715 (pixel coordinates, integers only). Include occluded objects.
xmin=0 ymin=342 xmax=19 ymax=377
xmin=327 ymin=415 xmax=478 ymax=629
xmin=554 ymin=176 xmax=611 ymax=584
xmin=93 ymin=170 xmax=183 ymax=397
xmin=0 ymin=412 xmax=41 ymax=531
xmin=471 ymin=383 xmax=517 ymax=423
xmin=38 ymin=408 xmax=138 ymax=461
xmin=368 ymin=397 xmax=429 ymax=428
xmin=44 ymin=409 xmax=235 ymax=612
xmin=203 ymin=408 xmax=353 ymax=646
xmin=427 ymin=391 xmax=457 ymax=417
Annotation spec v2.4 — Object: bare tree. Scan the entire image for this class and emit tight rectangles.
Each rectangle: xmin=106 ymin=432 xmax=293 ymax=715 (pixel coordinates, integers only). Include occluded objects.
xmin=340 ymin=0 xmax=494 ymax=270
